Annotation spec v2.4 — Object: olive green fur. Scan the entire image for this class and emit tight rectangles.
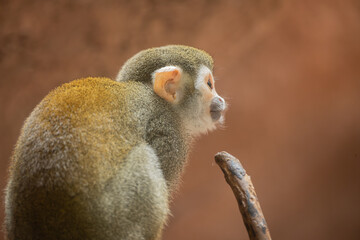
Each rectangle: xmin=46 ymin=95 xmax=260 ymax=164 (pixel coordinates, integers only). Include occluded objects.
xmin=5 ymin=45 xmax=215 ymax=240
xmin=117 ymin=45 xmax=214 ymax=83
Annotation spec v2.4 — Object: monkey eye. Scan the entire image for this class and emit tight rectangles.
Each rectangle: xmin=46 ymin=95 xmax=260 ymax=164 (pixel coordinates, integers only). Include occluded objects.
xmin=207 ymin=79 xmax=213 ymax=89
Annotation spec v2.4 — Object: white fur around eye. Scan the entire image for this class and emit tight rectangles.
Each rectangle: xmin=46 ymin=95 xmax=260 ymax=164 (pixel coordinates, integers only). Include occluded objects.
xmin=195 ymin=65 xmax=213 ymax=91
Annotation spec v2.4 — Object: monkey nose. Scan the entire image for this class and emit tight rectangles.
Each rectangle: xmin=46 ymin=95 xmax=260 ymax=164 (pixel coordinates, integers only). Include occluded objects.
xmin=215 ymin=96 xmax=226 ymax=110
xmin=218 ymin=97 xmax=226 ymax=108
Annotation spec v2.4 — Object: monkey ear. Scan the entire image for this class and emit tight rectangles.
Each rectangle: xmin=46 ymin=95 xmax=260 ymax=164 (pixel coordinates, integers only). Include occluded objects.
xmin=152 ymin=66 xmax=182 ymax=103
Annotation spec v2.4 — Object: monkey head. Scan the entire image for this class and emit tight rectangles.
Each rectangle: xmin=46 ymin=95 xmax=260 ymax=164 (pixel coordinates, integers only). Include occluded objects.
xmin=117 ymin=45 xmax=227 ymax=136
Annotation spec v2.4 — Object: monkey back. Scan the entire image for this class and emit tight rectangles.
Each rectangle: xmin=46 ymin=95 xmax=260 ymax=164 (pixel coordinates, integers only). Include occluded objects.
xmin=5 ymin=77 xmax=188 ymax=239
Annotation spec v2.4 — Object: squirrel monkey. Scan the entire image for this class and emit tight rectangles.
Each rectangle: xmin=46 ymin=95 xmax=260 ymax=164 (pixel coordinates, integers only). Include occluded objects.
xmin=5 ymin=45 xmax=226 ymax=240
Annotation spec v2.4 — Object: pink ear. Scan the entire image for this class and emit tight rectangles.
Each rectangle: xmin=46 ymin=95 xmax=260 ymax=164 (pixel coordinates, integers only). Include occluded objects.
xmin=153 ymin=67 xmax=182 ymax=103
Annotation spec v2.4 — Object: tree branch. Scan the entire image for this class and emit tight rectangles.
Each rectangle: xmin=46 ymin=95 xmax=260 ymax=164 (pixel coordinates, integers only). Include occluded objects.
xmin=215 ymin=151 xmax=271 ymax=240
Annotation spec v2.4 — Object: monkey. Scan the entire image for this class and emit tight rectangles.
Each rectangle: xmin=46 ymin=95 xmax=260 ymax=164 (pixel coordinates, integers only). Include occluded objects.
xmin=4 ymin=45 xmax=227 ymax=240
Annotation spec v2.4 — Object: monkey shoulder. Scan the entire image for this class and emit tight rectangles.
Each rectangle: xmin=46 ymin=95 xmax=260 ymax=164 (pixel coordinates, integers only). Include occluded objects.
xmin=12 ymin=78 xmax=156 ymax=184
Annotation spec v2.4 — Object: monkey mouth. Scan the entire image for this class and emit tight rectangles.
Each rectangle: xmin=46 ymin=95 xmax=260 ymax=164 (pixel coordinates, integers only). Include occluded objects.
xmin=210 ymin=110 xmax=222 ymax=122
xmin=210 ymin=96 xmax=226 ymax=122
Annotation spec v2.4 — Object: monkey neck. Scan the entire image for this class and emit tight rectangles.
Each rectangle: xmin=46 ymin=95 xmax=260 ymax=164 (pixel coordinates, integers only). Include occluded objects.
xmin=125 ymin=82 xmax=192 ymax=192
xmin=143 ymin=99 xmax=191 ymax=192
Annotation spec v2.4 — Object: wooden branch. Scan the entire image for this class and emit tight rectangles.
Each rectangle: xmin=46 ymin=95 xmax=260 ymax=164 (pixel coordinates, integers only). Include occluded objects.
xmin=215 ymin=151 xmax=271 ymax=240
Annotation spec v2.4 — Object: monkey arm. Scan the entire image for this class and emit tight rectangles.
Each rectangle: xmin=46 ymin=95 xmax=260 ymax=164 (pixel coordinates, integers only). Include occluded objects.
xmin=97 ymin=143 xmax=169 ymax=240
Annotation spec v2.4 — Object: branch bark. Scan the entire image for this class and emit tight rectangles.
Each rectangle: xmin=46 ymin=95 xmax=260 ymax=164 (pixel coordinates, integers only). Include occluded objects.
xmin=215 ymin=151 xmax=271 ymax=240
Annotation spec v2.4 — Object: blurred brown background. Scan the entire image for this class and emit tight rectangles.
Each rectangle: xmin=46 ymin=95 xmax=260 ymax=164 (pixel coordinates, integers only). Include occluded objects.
xmin=1 ymin=0 xmax=360 ymax=239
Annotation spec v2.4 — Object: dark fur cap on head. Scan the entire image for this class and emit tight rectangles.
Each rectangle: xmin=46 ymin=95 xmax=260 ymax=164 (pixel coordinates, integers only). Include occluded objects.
xmin=116 ymin=45 xmax=214 ymax=83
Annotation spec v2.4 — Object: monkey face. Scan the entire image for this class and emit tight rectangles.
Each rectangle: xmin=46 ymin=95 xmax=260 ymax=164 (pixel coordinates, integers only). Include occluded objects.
xmin=193 ymin=65 xmax=227 ymax=132
xmin=152 ymin=64 xmax=226 ymax=136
